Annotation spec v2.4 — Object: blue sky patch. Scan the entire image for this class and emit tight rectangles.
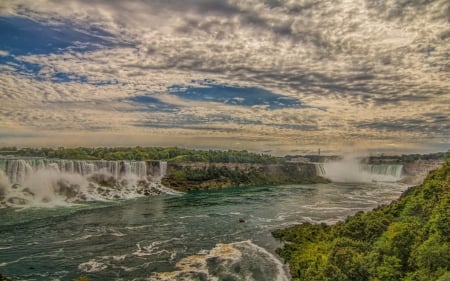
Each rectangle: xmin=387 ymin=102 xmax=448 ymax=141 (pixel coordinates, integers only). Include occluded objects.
xmin=0 ymin=54 xmax=108 ymax=84
xmin=0 ymin=55 xmax=41 ymax=76
xmin=168 ymin=81 xmax=302 ymax=110
xmin=0 ymin=16 xmax=116 ymax=56
xmin=127 ymin=95 xmax=180 ymax=112
xmin=0 ymin=16 xmax=122 ymax=85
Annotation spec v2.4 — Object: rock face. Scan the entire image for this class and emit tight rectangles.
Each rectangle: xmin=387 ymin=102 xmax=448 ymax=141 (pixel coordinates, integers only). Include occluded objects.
xmin=161 ymin=162 xmax=329 ymax=191
xmin=401 ymin=159 xmax=445 ymax=185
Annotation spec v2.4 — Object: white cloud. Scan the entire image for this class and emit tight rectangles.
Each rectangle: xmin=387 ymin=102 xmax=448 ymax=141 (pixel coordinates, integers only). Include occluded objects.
xmin=0 ymin=0 xmax=449 ymax=153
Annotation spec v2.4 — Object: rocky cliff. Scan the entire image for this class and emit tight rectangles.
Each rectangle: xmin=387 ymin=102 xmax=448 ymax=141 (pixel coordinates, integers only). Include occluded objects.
xmin=401 ymin=159 xmax=445 ymax=185
xmin=161 ymin=162 xmax=328 ymax=191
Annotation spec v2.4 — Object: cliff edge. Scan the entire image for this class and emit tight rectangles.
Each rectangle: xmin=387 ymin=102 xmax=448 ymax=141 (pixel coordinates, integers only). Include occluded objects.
xmin=161 ymin=162 xmax=329 ymax=191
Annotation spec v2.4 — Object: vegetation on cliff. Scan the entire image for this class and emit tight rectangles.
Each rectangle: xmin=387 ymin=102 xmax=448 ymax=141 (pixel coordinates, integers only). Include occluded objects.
xmin=162 ymin=163 xmax=328 ymax=191
xmin=0 ymin=146 xmax=281 ymax=163
xmin=273 ymin=156 xmax=450 ymax=281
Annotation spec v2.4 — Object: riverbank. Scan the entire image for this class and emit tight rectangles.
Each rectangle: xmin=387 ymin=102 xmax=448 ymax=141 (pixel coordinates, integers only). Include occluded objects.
xmin=161 ymin=162 xmax=329 ymax=191
xmin=272 ymin=157 xmax=450 ymax=281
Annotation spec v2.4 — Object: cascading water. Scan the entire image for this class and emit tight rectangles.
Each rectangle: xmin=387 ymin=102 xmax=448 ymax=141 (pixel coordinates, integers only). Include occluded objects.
xmin=315 ymin=157 xmax=403 ymax=183
xmin=361 ymin=164 xmax=403 ymax=178
xmin=2 ymin=159 xmax=166 ymax=183
xmin=5 ymin=159 xmax=33 ymax=184
xmin=0 ymin=159 xmax=173 ymax=208
xmin=159 ymin=161 xmax=167 ymax=177
xmin=315 ymin=162 xmax=326 ymax=177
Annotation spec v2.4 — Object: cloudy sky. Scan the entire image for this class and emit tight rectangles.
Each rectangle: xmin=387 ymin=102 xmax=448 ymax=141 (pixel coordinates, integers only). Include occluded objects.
xmin=0 ymin=0 xmax=449 ymax=155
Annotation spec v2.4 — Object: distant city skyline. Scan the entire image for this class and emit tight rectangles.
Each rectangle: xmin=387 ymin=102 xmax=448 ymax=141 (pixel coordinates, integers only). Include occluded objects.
xmin=0 ymin=1 xmax=449 ymax=155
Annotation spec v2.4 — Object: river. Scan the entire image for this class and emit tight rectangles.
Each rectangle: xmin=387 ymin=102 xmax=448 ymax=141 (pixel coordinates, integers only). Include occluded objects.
xmin=0 ymin=181 xmax=407 ymax=280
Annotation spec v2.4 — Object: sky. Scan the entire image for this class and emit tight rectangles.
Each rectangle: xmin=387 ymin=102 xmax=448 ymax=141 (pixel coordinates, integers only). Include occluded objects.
xmin=0 ymin=0 xmax=449 ymax=155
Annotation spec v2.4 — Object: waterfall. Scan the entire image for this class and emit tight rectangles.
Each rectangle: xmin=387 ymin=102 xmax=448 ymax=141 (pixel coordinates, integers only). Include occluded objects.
xmin=159 ymin=161 xmax=167 ymax=177
xmin=5 ymin=159 xmax=33 ymax=184
xmin=0 ymin=158 xmax=178 ymax=208
xmin=314 ymin=160 xmax=403 ymax=183
xmin=131 ymin=161 xmax=147 ymax=179
xmin=1 ymin=159 xmax=154 ymax=184
xmin=361 ymin=164 xmax=403 ymax=178
xmin=315 ymin=163 xmax=326 ymax=177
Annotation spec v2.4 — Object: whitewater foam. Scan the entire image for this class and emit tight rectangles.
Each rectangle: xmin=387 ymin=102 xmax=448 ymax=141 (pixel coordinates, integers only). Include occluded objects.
xmin=150 ymin=240 xmax=290 ymax=281
xmin=78 ymin=260 xmax=108 ymax=273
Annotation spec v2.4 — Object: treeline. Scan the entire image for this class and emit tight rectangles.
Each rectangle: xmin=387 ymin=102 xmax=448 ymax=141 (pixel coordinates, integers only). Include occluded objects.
xmin=0 ymin=146 xmax=281 ymax=163
xmin=273 ymin=156 xmax=450 ymax=281
xmin=369 ymin=151 xmax=448 ymax=164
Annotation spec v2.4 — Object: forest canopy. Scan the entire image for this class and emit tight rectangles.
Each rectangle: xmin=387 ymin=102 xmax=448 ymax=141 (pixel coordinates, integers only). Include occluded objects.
xmin=0 ymin=146 xmax=281 ymax=163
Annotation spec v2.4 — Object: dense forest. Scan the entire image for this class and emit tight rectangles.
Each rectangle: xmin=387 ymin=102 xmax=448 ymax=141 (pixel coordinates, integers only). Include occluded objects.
xmin=0 ymin=146 xmax=281 ymax=163
xmin=273 ymin=156 xmax=450 ymax=281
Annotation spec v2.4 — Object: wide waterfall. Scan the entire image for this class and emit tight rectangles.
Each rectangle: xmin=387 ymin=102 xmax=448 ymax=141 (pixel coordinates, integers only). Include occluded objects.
xmin=315 ymin=158 xmax=403 ymax=183
xmin=2 ymin=159 xmax=169 ymax=184
xmin=361 ymin=164 xmax=403 ymax=178
xmin=0 ymin=158 xmax=174 ymax=208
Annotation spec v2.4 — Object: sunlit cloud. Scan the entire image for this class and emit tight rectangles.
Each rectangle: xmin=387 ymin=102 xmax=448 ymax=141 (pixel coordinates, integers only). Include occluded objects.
xmin=0 ymin=0 xmax=448 ymax=154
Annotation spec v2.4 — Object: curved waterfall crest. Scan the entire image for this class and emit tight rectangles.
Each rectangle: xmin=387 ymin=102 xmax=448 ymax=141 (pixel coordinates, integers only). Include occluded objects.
xmin=315 ymin=158 xmax=403 ymax=183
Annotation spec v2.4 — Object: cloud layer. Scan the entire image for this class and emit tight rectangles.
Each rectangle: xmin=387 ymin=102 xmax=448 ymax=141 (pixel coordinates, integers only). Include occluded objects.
xmin=0 ymin=0 xmax=449 ymax=154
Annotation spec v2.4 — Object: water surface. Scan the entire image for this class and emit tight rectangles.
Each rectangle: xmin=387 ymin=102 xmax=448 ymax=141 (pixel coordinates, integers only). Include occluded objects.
xmin=0 ymin=182 xmax=407 ymax=280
